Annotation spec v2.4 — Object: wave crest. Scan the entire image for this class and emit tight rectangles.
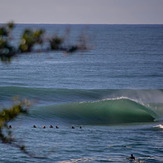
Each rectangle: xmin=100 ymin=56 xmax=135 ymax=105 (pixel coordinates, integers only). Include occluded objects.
xmin=31 ymin=98 xmax=157 ymax=125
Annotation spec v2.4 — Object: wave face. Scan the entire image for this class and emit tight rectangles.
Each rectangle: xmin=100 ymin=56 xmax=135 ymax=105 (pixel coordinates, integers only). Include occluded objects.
xmin=31 ymin=98 xmax=157 ymax=125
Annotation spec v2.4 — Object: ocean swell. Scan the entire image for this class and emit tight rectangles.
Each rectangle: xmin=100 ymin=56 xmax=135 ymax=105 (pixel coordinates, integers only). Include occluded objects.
xmin=30 ymin=98 xmax=157 ymax=125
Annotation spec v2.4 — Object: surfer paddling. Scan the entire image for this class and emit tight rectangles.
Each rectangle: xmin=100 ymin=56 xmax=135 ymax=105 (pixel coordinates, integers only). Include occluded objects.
xmin=49 ymin=125 xmax=53 ymax=128
xmin=128 ymin=154 xmax=135 ymax=160
xmin=8 ymin=125 xmax=12 ymax=128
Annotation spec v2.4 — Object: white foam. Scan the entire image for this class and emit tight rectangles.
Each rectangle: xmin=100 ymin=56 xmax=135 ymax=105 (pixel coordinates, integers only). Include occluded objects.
xmin=153 ymin=124 xmax=163 ymax=129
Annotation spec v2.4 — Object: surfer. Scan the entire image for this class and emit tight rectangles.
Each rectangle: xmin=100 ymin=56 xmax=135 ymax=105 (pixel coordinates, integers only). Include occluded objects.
xmin=72 ymin=126 xmax=75 ymax=129
xmin=80 ymin=126 xmax=82 ymax=129
xmin=49 ymin=125 xmax=53 ymax=128
xmin=8 ymin=125 xmax=12 ymax=128
xmin=33 ymin=125 xmax=36 ymax=128
xmin=129 ymin=154 xmax=135 ymax=160
xmin=43 ymin=125 xmax=46 ymax=129
xmin=56 ymin=126 xmax=59 ymax=129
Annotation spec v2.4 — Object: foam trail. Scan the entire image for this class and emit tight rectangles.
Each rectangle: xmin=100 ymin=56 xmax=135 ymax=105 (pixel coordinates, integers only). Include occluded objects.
xmin=153 ymin=124 xmax=163 ymax=129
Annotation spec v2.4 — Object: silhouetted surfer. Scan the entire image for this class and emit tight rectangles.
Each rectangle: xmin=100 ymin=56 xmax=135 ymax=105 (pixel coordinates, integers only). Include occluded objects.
xmin=49 ymin=125 xmax=53 ymax=128
xmin=8 ymin=125 xmax=12 ymax=128
xmin=33 ymin=125 xmax=36 ymax=128
xmin=128 ymin=154 xmax=135 ymax=160
xmin=56 ymin=126 xmax=59 ymax=129
xmin=43 ymin=125 xmax=46 ymax=128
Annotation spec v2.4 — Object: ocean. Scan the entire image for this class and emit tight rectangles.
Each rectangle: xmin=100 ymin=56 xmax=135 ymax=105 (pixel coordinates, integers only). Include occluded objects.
xmin=0 ymin=24 xmax=163 ymax=162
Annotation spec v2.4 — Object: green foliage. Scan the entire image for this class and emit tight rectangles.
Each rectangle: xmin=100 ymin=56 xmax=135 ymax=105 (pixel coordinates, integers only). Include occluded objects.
xmin=0 ymin=27 xmax=8 ymax=36
xmin=0 ymin=22 xmax=16 ymax=62
xmin=0 ymin=98 xmax=33 ymax=156
xmin=49 ymin=36 xmax=64 ymax=50
xmin=0 ymin=22 xmax=14 ymax=37
xmin=0 ymin=22 xmax=89 ymax=63
xmin=0 ymin=98 xmax=30 ymax=130
xmin=7 ymin=22 xmax=15 ymax=31
xmin=0 ymin=21 xmax=89 ymax=157
xmin=19 ymin=29 xmax=45 ymax=52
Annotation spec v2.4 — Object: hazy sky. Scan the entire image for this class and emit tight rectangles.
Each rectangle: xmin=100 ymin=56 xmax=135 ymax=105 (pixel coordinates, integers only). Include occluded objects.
xmin=0 ymin=0 xmax=163 ymax=24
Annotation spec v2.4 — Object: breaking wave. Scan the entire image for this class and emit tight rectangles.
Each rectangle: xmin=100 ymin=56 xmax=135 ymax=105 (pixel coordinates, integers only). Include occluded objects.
xmin=30 ymin=98 xmax=158 ymax=125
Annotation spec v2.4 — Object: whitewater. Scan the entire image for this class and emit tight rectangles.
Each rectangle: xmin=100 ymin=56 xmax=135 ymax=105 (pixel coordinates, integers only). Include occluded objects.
xmin=0 ymin=24 xmax=163 ymax=162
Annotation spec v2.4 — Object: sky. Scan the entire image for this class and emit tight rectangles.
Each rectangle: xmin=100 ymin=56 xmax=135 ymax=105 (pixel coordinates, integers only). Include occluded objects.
xmin=0 ymin=0 xmax=163 ymax=24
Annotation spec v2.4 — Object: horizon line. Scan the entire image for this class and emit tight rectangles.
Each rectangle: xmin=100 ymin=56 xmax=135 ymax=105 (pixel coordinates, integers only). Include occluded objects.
xmin=0 ymin=22 xmax=163 ymax=25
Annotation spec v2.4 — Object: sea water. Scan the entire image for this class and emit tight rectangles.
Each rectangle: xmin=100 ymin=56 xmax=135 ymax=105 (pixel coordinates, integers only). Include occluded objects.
xmin=0 ymin=24 xmax=163 ymax=162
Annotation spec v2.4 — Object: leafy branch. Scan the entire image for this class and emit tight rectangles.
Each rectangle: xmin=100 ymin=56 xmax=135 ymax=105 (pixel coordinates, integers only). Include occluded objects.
xmin=0 ymin=21 xmax=90 ymax=157
xmin=0 ymin=98 xmax=36 ymax=157
xmin=0 ymin=22 xmax=89 ymax=62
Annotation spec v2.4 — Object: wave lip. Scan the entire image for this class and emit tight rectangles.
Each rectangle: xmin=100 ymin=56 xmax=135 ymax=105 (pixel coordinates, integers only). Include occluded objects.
xmin=32 ymin=98 xmax=157 ymax=125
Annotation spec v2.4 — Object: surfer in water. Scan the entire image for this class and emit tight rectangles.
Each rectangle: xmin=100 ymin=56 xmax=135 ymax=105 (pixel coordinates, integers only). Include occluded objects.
xmin=129 ymin=154 xmax=135 ymax=160
xmin=8 ymin=125 xmax=12 ymax=128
